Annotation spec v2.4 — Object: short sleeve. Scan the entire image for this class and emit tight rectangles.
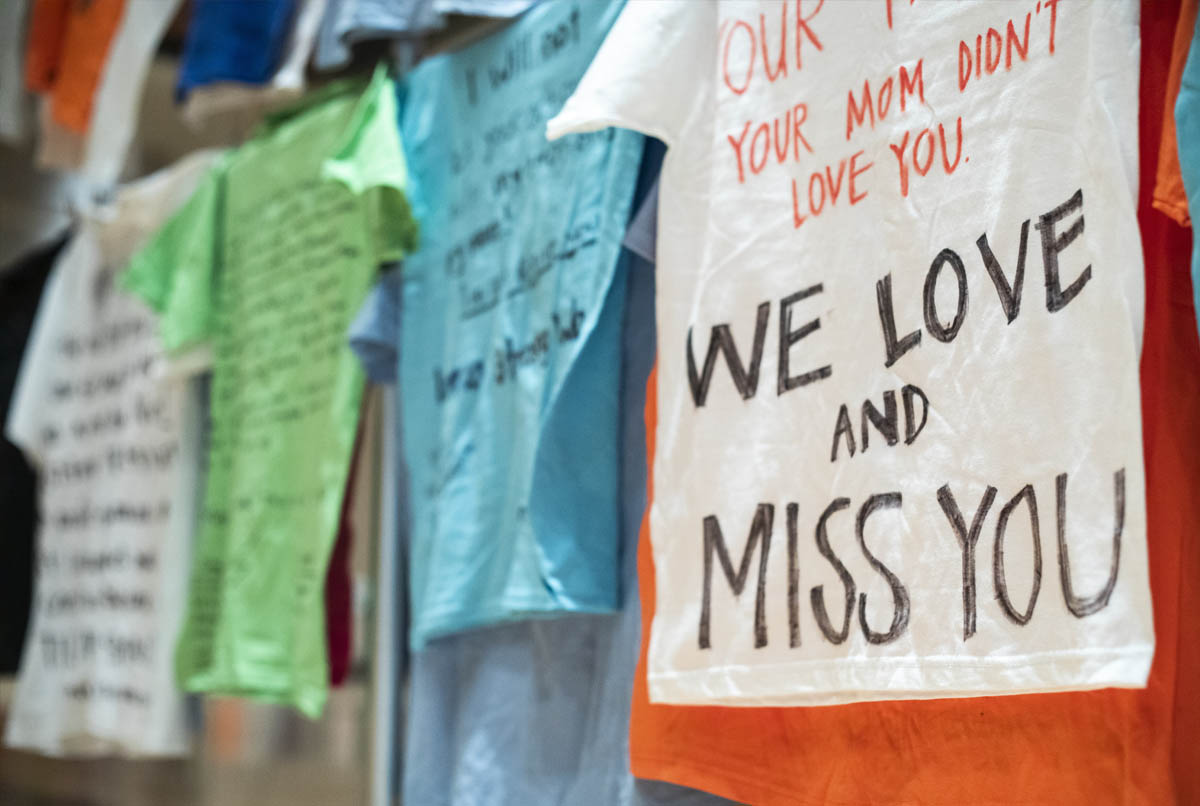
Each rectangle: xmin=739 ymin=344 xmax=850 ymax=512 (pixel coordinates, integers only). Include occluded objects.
xmin=349 ymin=270 xmax=401 ymax=384
xmin=121 ymin=158 xmax=224 ymax=357
xmin=323 ymin=65 xmax=419 ymax=264
xmin=6 ymin=252 xmax=68 ymax=465
xmin=545 ymin=0 xmax=711 ymax=147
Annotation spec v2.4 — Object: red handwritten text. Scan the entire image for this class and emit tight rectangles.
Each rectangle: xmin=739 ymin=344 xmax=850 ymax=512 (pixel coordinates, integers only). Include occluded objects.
xmin=721 ymin=0 xmax=826 ymax=96
xmin=958 ymin=0 xmax=1060 ymax=92
xmin=888 ymin=117 xmax=964 ymax=197
xmin=791 ymin=150 xmax=873 ymax=229
xmin=728 ymin=103 xmax=815 ymax=184
xmin=845 ymin=60 xmax=926 ymax=141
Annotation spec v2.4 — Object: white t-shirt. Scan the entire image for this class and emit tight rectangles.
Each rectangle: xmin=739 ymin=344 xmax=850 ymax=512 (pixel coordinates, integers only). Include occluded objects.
xmin=81 ymin=0 xmax=184 ymax=186
xmin=4 ymin=151 xmax=218 ymax=756
xmin=548 ymin=0 xmax=1153 ymax=706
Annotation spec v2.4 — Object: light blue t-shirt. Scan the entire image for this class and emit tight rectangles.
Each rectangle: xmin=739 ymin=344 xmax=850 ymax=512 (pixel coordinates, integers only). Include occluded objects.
xmin=349 ymin=143 xmax=733 ymax=803
xmin=1177 ymin=13 xmax=1200 ymax=335
xmin=390 ymin=0 xmax=643 ymax=650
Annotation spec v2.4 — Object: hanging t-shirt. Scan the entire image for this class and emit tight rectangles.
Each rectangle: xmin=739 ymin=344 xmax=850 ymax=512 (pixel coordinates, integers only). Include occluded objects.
xmin=390 ymin=0 xmax=643 ymax=649
xmin=549 ymin=0 xmax=1153 ymax=707
xmin=81 ymin=0 xmax=185 ymax=186
xmin=4 ymin=151 xmax=219 ymax=757
xmin=349 ymin=145 xmax=732 ymax=804
xmin=0 ymin=233 xmax=68 ymax=675
xmin=24 ymin=0 xmax=127 ymax=135
xmin=176 ymin=0 xmax=297 ymax=101
xmin=543 ymin=3 xmax=1195 ymax=804
xmin=124 ymin=68 xmax=417 ymax=718
xmin=313 ymin=0 xmax=443 ymax=73
xmin=182 ymin=0 xmax=328 ymax=125
xmin=23 ymin=0 xmax=68 ymax=94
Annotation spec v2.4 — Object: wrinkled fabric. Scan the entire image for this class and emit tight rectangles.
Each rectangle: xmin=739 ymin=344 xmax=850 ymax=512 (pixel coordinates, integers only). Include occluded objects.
xmin=393 ymin=0 xmax=642 ymax=650
xmin=123 ymin=70 xmax=417 ymax=717
xmin=182 ymin=0 xmax=327 ymax=124
xmin=549 ymin=0 xmax=1152 ymax=708
xmin=4 ymin=152 xmax=218 ymax=757
xmin=24 ymin=0 xmax=126 ymax=134
xmin=81 ymin=0 xmax=183 ymax=185
xmin=176 ymin=0 xmax=297 ymax=100
xmin=351 ymin=140 xmax=731 ymax=805
xmin=565 ymin=1 xmax=1192 ymax=802
xmin=313 ymin=0 xmax=443 ymax=72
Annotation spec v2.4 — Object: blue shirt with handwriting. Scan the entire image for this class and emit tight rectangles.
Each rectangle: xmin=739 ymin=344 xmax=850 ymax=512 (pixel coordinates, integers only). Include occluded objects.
xmin=390 ymin=0 xmax=642 ymax=649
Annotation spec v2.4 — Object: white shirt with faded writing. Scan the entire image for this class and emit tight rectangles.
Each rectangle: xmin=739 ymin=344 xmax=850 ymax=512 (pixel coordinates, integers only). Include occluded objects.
xmin=549 ymin=0 xmax=1152 ymax=705
xmin=4 ymin=151 xmax=217 ymax=755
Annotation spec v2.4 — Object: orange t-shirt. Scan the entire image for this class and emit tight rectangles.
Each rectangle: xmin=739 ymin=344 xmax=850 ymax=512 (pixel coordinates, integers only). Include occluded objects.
xmin=1154 ymin=0 xmax=1199 ymax=226
xmin=628 ymin=1 xmax=1199 ymax=802
xmin=24 ymin=0 xmax=126 ymax=135
xmin=23 ymin=0 xmax=70 ymax=93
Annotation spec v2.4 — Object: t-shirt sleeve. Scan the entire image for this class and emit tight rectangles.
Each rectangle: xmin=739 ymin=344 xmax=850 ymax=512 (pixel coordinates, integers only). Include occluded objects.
xmin=121 ymin=159 xmax=225 ymax=357
xmin=348 ymin=270 xmax=401 ymax=384
xmin=323 ymin=64 xmax=419 ymax=265
xmin=545 ymin=0 xmax=710 ymax=147
xmin=6 ymin=254 xmax=68 ymax=466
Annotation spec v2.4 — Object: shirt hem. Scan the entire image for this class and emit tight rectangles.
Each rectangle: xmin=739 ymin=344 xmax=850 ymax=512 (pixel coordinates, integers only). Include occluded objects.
xmin=412 ymin=594 xmax=619 ymax=650
xmin=647 ymin=645 xmax=1154 ymax=706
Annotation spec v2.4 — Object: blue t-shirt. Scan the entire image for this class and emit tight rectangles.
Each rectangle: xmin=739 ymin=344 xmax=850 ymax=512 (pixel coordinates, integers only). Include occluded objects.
xmin=349 ymin=142 xmax=732 ymax=803
xmin=1177 ymin=13 xmax=1200 ymax=337
xmin=313 ymin=0 xmax=445 ymax=73
xmin=176 ymin=0 xmax=297 ymax=99
xmin=386 ymin=0 xmax=643 ymax=649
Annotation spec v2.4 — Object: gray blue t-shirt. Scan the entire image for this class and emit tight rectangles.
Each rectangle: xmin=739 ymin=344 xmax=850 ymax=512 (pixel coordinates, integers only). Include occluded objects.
xmin=349 ymin=155 xmax=732 ymax=802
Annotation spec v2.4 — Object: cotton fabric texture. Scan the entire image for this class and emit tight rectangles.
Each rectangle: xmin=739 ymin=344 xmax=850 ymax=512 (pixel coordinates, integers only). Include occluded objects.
xmin=182 ymin=0 xmax=328 ymax=124
xmin=176 ymin=0 xmax=297 ymax=100
xmin=314 ymin=0 xmax=443 ymax=72
xmin=391 ymin=0 xmax=643 ymax=650
xmin=124 ymin=69 xmax=417 ymax=717
xmin=4 ymin=151 xmax=219 ymax=757
xmin=349 ymin=144 xmax=733 ymax=804
xmin=549 ymin=0 xmax=1153 ymax=707
xmin=23 ymin=0 xmax=126 ymax=135
xmin=82 ymin=0 xmax=184 ymax=185
xmin=566 ymin=2 xmax=1197 ymax=802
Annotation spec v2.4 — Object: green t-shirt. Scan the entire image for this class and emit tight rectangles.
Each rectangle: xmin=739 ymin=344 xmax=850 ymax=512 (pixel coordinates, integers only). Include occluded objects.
xmin=124 ymin=66 xmax=417 ymax=716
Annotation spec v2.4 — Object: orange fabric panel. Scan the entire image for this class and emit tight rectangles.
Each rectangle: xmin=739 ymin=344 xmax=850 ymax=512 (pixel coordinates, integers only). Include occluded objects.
xmin=627 ymin=2 xmax=1195 ymax=803
xmin=48 ymin=0 xmax=126 ymax=135
xmin=1154 ymin=0 xmax=1199 ymax=226
xmin=23 ymin=0 xmax=70 ymax=93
